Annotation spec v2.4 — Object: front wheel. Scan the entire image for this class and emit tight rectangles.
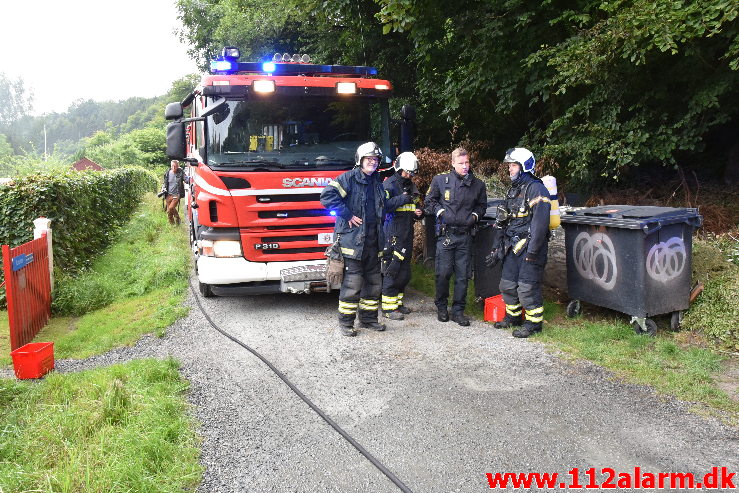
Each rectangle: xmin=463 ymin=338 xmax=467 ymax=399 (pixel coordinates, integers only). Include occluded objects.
xmin=633 ymin=318 xmax=657 ymax=337
xmin=199 ymin=281 xmax=214 ymax=298
xmin=566 ymin=300 xmax=581 ymax=318
xmin=670 ymin=311 xmax=684 ymax=330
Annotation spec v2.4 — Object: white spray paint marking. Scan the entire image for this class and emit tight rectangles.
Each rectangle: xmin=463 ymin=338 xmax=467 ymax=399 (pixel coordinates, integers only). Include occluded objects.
xmin=646 ymin=237 xmax=686 ymax=283
xmin=573 ymin=232 xmax=618 ymax=290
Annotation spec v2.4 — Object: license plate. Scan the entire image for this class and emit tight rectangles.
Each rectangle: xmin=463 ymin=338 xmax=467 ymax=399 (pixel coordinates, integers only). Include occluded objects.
xmin=317 ymin=233 xmax=333 ymax=245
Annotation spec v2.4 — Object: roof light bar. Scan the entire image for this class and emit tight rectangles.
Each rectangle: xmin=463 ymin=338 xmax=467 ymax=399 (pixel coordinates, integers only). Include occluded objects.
xmin=211 ymin=60 xmax=235 ymax=72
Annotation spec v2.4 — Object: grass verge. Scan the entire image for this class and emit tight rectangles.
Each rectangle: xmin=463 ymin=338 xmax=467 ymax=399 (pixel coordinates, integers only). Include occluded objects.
xmin=409 ymin=260 xmax=737 ymax=423
xmin=0 ymin=193 xmax=190 ymax=366
xmin=0 ymin=358 xmax=202 ymax=492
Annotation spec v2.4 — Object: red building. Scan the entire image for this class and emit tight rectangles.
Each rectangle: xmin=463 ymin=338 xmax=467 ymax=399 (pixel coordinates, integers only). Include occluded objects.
xmin=71 ymin=158 xmax=103 ymax=171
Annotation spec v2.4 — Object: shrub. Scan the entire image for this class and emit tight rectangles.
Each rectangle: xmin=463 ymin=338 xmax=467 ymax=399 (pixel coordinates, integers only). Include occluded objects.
xmin=0 ymin=167 xmax=157 ymax=307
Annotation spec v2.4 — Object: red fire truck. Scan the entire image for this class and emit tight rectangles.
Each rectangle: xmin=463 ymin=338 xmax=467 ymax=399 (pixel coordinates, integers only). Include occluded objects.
xmin=165 ymin=47 xmax=414 ymax=297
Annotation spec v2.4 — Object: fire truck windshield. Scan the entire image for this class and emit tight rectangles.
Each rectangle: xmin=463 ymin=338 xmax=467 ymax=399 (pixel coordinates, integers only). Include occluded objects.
xmin=205 ymin=95 xmax=390 ymax=170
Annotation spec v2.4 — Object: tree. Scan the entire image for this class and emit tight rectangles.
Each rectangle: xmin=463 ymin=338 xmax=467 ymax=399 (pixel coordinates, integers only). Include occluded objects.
xmin=0 ymin=73 xmax=33 ymax=127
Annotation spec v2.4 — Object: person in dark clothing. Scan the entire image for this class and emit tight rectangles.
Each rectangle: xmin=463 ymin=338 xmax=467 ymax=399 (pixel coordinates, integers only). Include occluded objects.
xmin=162 ymin=160 xmax=187 ymax=226
xmin=320 ymin=142 xmax=387 ymax=336
xmin=493 ymin=147 xmax=551 ymax=338
xmin=424 ymin=147 xmax=487 ymax=326
xmin=381 ymin=152 xmax=423 ymax=320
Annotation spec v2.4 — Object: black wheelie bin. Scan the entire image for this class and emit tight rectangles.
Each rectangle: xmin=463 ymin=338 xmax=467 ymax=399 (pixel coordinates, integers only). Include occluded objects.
xmin=473 ymin=199 xmax=505 ymax=300
xmin=559 ymin=205 xmax=702 ymax=335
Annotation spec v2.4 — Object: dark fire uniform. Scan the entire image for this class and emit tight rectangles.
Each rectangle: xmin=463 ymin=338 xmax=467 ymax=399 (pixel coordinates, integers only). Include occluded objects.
xmin=499 ymin=173 xmax=551 ymax=334
xmin=320 ymin=166 xmax=385 ymax=327
xmin=424 ymin=170 xmax=487 ymax=318
xmin=381 ymin=172 xmax=421 ymax=313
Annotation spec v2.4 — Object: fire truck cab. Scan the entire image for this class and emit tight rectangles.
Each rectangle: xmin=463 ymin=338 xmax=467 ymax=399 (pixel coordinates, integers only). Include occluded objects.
xmin=165 ymin=48 xmax=414 ymax=297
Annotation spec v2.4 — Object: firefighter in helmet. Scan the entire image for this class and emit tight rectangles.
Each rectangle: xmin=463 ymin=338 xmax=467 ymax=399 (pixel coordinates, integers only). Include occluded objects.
xmin=492 ymin=147 xmax=551 ymax=338
xmin=381 ymin=152 xmax=423 ymax=320
xmin=320 ymin=142 xmax=387 ymax=336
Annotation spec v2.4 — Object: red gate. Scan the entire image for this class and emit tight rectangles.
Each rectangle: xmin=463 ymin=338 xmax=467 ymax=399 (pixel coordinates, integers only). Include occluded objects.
xmin=2 ymin=233 xmax=51 ymax=351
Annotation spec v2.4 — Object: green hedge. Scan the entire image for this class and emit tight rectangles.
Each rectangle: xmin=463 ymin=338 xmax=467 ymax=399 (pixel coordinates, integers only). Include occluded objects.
xmin=0 ymin=168 xmax=157 ymax=306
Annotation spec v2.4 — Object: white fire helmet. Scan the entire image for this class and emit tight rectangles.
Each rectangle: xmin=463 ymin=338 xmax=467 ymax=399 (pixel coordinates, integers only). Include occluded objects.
xmin=504 ymin=147 xmax=536 ymax=173
xmin=394 ymin=152 xmax=418 ymax=175
xmin=355 ymin=142 xmax=383 ymax=167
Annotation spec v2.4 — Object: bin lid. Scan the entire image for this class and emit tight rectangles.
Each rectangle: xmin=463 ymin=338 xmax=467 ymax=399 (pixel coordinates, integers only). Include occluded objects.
xmin=484 ymin=198 xmax=505 ymax=221
xmin=560 ymin=205 xmax=702 ymax=231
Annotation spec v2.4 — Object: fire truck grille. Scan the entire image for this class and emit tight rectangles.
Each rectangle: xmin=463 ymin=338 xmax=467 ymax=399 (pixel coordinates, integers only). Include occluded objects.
xmin=260 ymin=235 xmax=316 ymax=243
xmin=261 ymin=247 xmax=327 ymax=255
xmin=266 ymin=223 xmax=333 ymax=231
xmin=257 ymin=193 xmax=320 ymax=203
xmin=258 ymin=209 xmax=332 ymax=219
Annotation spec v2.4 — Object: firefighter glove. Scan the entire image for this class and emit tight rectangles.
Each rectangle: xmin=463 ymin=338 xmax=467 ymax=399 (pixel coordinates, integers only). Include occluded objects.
xmin=484 ymin=249 xmax=500 ymax=268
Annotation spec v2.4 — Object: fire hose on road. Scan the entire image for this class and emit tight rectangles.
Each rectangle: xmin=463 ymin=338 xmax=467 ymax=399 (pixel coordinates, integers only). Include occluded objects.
xmin=189 ymin=278 xmax=414 ymax=493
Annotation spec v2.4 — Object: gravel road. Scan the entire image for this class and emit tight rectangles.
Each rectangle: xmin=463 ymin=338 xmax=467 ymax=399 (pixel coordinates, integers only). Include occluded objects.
xmin=43 ymin=281 xmax=738 ymax=492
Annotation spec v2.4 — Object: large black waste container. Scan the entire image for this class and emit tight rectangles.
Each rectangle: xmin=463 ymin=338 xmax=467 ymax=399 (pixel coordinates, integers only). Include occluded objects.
xmin=473 ymin=199 xmax=505 ymax=300
xmin=560 ymin=205 xmax=702 ymax=335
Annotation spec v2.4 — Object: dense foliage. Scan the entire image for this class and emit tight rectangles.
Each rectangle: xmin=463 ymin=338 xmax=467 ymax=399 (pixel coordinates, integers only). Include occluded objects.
xmin=0 ymin=168 xmax=157 ymax=306
xmin=176 ymin=0 xmax=739 ymax=186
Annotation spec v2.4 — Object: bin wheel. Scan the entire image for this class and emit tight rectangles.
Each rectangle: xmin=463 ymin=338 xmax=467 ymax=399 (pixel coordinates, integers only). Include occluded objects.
xmin=670 ymin=311 xmax=684 ymax=330
xmin=199 ymin=281 xmax=214 ymax=298
xmin=633 ymin=318 xmax=657 ymax=337
xmin=566 ymin=300 xmax=581 ymax=318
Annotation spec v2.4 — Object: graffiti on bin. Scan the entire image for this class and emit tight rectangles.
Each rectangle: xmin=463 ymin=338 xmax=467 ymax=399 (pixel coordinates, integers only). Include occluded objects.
xmin=573 ymin=232 xmax=618 ymax=290
xmin=646 ymin=237 xmax=686 ymax=283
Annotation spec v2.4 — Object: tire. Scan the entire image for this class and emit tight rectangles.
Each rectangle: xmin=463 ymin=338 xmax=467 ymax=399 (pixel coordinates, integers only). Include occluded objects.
xmin=670 ymin=311 xmax=684 ymax=330
xmin=633 ymin=318 xmax=657 ymax=337
xmin=199 ymin=281 xmax=214 ymax=298
xmin=566 ymin=300 xmax=581 ymax=318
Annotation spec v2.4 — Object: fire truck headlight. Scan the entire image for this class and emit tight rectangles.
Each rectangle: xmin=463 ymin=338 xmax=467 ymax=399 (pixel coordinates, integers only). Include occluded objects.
xmin=336 ymin=82 xmax=357 ymax=94
xmin=199 ymin=239 xmax=242 ymax=257
xmin=253 ymin=80 xmax=275 ymax=93
xmin=212 ymin=240 xmax=242 ymax=257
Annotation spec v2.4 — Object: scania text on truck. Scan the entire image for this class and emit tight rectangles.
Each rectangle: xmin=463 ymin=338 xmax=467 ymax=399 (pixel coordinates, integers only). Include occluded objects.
xmin=165 ymin=47 xmax=414 ymax=297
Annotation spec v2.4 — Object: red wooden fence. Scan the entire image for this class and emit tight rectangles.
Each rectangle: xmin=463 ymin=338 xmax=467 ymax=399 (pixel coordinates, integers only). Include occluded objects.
xmin=2 ymin=233 xmax=51 ymax=351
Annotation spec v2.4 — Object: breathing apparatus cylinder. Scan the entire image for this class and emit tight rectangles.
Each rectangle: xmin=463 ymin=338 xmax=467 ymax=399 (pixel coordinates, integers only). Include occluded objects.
xmin=541 ymin=175 xmax=560 ymax=229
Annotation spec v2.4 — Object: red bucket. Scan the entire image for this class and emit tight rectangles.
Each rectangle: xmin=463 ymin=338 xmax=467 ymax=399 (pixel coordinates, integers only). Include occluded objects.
xmin=484 ymin=295 xmax=506 ymax=322
xmin=11 ymin=342 xmax=54 ymax=379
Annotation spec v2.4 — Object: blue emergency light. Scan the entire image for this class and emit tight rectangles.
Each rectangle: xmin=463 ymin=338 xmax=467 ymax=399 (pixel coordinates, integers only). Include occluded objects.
xmin=211 ymin=60 xmax=235 ymax=72
xmin=329 ymin=210 xmax=337 ymax=216
xmin=262 ymin=62 xmax=276 ymax=73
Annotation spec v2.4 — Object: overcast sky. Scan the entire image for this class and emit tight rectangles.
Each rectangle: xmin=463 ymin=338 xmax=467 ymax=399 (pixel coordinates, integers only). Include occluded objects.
xmin=0 ymin=0 xmax=201 ymax=115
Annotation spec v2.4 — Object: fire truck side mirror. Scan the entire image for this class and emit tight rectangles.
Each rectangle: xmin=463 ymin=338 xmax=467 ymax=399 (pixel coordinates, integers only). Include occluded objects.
xmin=166 ymin=122 xmax=187 ymax=160
xmin=400 ymin=104 xmax=416 ymax=121
xmin=165 ymin=102 xmax=184 ymax=120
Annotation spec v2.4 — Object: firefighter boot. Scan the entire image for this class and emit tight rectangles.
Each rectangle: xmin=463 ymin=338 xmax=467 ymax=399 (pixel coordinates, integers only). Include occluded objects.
xmin=437 ymin=307 xmax=449 ymax=322
xmin=494 ymin=314 xmax=522 ymax=329
xmin=451 ymin=312 xmax=471 ymax=327
xmin=359 ymin=321 xmax=386 ymax=331
xmin=339 ymin=325 xmax=357 ymax=337
xmin=397 ymin=305 xmax=412 ymax=315
xmin=383 ymin=310 xmax=404 ymax=320
xmin=512 ymin=321 xmax=542 ymax=338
